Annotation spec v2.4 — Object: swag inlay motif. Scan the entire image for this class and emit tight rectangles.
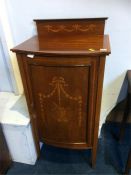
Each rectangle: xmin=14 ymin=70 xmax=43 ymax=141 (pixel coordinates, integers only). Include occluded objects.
xmin=38 ymin=77 xmax=82 ymax=126
xmin=44 ymin=24 xmax=96 ymax=33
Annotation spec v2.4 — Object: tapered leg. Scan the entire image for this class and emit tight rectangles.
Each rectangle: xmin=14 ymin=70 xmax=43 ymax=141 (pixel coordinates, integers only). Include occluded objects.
xmin=91 ymin=145 xmax=97 ymax=168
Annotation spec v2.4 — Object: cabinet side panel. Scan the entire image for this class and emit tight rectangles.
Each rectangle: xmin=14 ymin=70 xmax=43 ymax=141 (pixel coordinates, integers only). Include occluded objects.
xmin=91 ymin=56 xmax=106 ymax=166
xmin=16 ymin=53 xmax=40 ymax=156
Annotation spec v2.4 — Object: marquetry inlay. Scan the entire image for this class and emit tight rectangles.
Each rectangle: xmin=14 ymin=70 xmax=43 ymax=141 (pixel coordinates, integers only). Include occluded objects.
xmin=38 ymin=77 xmax=82 ymax=126
xmin=44 ymin=24 xmax=96 ymax=33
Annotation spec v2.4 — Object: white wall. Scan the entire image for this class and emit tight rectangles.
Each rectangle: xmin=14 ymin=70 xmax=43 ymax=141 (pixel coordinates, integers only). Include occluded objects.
xmin=0 ymin=0 xmax=24 ymax=94
xmin=5 ymin=0 xmax=131 ymax=126
xmin=0 ymin=39 xmax=12 ymax=92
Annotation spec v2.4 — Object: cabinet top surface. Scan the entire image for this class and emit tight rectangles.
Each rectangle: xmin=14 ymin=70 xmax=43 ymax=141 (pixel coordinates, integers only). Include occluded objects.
xmin=33 ymin=17 xmax=108 ymax=21
xmin=11 ymin=35 xmax=110 ymax=56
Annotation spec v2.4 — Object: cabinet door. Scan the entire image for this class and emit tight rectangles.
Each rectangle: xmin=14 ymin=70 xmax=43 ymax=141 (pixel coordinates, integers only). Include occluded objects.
xmin=24 ymin=56 xmax=98 ymax=149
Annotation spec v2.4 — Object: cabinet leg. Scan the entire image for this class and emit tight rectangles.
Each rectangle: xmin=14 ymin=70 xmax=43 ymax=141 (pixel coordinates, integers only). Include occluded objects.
xmin=91 ymin=146 xmax=97 ymax=168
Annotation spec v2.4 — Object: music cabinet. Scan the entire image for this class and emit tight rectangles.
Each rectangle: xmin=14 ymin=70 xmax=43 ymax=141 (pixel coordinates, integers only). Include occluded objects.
xmin=11 ymin=18 xmax=111 ymax=167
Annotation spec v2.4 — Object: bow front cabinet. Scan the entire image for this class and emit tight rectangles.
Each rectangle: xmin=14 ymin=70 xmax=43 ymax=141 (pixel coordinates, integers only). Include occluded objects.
xmin=11 ymin=18 xmax=111 ymax=167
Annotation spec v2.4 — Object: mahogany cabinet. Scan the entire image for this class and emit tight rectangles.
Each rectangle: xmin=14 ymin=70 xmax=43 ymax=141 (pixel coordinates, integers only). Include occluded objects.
xmin=11 ymin=18 xmax=111 ymax=167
